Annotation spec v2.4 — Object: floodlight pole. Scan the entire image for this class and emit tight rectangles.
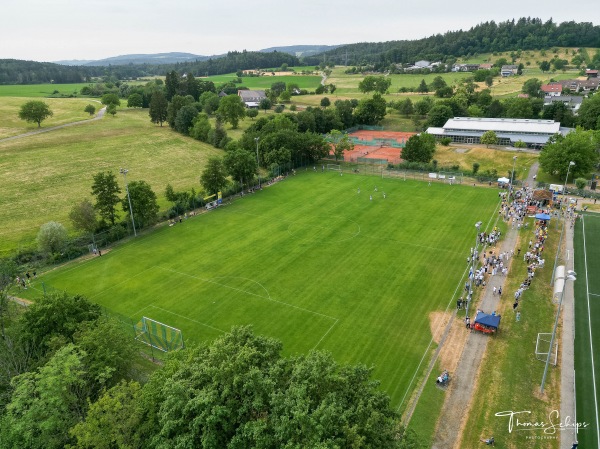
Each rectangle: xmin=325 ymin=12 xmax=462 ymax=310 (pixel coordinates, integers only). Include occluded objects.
xmin=510 ymin=156 xmax=517 ymax=193
xmin=466 ymin=221 xmax=482 ymax=315
xmin=120 ymin=168 xmax=137 ymax=237
xmin=551 ymin=161 xmax=575 ymax=286
xmin=254 ymin=137 xmax=261 ymax=189
xmin=541 ymin=272 xmax=576 ymax=394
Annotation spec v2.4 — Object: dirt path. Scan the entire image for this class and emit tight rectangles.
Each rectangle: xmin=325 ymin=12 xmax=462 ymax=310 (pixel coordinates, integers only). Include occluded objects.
xmin=0 ymin=106 xmax=106 ymax=143
xmin=430 ymin=164 xmax=539 ymax=449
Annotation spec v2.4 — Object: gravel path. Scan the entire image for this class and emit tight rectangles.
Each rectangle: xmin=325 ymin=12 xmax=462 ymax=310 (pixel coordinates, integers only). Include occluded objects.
xmin=431 ymin=162 xmax=539 ymax=449
xmin=0 ymin=106 xmax=106 ymax=143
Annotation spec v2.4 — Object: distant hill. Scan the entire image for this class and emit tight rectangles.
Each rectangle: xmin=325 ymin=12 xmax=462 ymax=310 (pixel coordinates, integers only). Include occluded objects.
xmin=53 ymin=52 xmax=212 ymax=67
xmin=53 ymin=59 xmax=95 ymax=66
xmin=259 ymin=45 xmax=342 ymax=57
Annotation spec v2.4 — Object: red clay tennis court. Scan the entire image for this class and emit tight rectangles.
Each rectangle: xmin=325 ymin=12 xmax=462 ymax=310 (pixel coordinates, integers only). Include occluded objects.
xmin=340 ymin=130 xmax=416 ymax=164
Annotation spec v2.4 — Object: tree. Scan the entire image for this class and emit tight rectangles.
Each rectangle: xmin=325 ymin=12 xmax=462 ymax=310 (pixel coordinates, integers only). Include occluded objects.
xmin=217 ymin=94 xmax=246 ymax=128
xmin=84 ymin=104 xmax=96 ymax=116
xmin=396 ymin=98 xmax=414 ymax=116
xmin=167 ymin=94 xmax=194 ymax=128
xmin=91 ymin=171 xmax=121 ymax=226
xmin=122 ymin=180 xmax=159 ymax=229
xmin=414 ymin=97 xmax=434 ymax=115
xmin=106 ymin=104 xmax=117 ymax=117
xmin=577 ymin=95 xmax=600 ymax=130
xmin=522 ymin=78 xmax=542 ymax=97
xmin=279 ymin=90 xmax=291 ymax=102
xmin=127 ymin=93 xmax=143 ymax=108
xmin=174 ymin=104 xmax=198 ymax=135
xmin=505 ymin=97 xmax=533 ymax=119
xmin=575 ymin=178 xmax=587 ymax=189
xmin=320 ymin=97 xmax=331 ymax=108
xmin=199 ymin=91 xmax=221 ymax=115
xmin=140 ymin=326 xmax=400 ymax=449
xmin=353 ymin=93 xmax=387 ymax=125
xmin=246 ymin=108 xmax=258 ymax=120
xmin=480 ymin=130 xmax=499 ymax=147
xmin=69 ymin=199 xmax=97 ymax=234
xmin=539 ymin=129 xmax=600 ymax=179
xmin=101 ymin=93 xmax=120 ymax=107
xmin=402 ymin=133 xmax=436 ymax=163
xmin=427 ymin=104 xmax=454 ymax=127
xmin=224 ymin=149 xmax=258 ymax=191
xmin=189 ymin=113 xmax=212 ymax=142
xmin=259 ymin=97 xmax=272 ymax=113
xmin=514 ymin=140 xmax=527 ymax=148
xmin=328 ymin=129 xmax=355 ymax=161
xmin=69 ymin=380 xmax=143 ymax=449
xmin=200 ymin=157 xmax=228 ymax=195
xmin=417 ymin=79 xmax=429 ymax=94
xmin=542 ymin=101 xmax=575 ymax=127
xmin=149 ymin=91 xmax=168 ymax=126
xmin=165 ymin=70 xmax=180 ymax=101
xmin=539 ymin=60 xmax=551 ymax=72
xmin=36 ymin=221 xmax=68 ymax=254
xmin=358 ymin=75 xmax=391 ymax=94
xmin=18 ymin=101 xmax=53 ymax=127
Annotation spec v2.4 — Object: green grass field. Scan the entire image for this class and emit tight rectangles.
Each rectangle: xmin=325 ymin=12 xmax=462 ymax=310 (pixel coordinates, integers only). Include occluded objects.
xmin=20 ymin=172 xmax=500 ymax=416
xmin=574 ymin=213 xmax=600 ymax=449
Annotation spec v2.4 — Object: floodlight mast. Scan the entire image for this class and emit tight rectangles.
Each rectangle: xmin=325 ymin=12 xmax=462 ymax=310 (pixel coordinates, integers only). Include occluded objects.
xmin=510 ymin=156 xmax=517 ymax=193
xmin=120 ymin=168 xmax=137 ymax=237
xmin=550 ymin=161 xmax=575 ymax=286
xmin=540 ymin=271 xmax=576 ymax=394
xmin=254 ymin=137 xmax=261 ymax=189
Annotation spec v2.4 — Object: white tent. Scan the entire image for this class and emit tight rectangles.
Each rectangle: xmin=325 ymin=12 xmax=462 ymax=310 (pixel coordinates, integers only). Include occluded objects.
xmin=498 ymin=177 xmax=510 ymax=184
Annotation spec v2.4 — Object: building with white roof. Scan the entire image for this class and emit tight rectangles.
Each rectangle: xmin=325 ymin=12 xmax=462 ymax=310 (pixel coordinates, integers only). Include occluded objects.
xmin=426 ymin=117 xmax=573 ymax=149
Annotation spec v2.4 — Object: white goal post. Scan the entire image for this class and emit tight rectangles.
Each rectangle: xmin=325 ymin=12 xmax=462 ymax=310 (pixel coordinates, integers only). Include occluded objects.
xmin=535 ymin=333 xmax=558 ymax=365
xmin=327 ymin=164 xmax=341 ymax=171
xmin=135 ymin=316 xmax=184 ymax=352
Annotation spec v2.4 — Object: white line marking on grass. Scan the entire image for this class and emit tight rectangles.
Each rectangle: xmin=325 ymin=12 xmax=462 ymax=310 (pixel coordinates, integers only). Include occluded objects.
xmin=149 ymin=305 xmax=227 ymax=334
xmin=129 ymin=305 xmax=154 ymax=319
xmin=156 ymin=266 xmax=338 ymax=321
xmin=87 ymin=266 xmax=157 ymax=300
xmin=589 ymin=293 xmax=600 ymax=297
xmin=312 ymin=319 xmax=339 ymax=350
xmin=209 ymin=276 xmax=272 ymax=299
xmin=582 ymin=216 xmax=600 ymax=449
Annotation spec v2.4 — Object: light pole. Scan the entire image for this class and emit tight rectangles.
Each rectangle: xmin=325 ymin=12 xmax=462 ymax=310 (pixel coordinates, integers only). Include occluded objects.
xmin=466 ymin=221 xmax=483 ymax=315
xmin=254 ymin=137 xmax=261 ymax=189
xmin=510 ymin=156 xmax=517 ymax=193
xmin=551 ymin=161 xmax=575 ymax=285
xmin=541 ymin=271 xmax=576 ymax=394
xmin=120 ymin=168 xmax=137 ymax=237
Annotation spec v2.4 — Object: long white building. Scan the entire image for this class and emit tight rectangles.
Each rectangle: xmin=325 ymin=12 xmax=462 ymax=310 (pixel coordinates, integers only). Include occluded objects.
xmin=427 ymin=117 xmax=573 ymax=149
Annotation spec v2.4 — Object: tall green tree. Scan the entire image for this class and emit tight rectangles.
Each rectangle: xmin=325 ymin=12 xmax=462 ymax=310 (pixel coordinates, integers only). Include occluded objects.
xmin=402 ymin=133 xmax=437 ymax=163
xmin=174 ymin=104 xmax=199 ymax=135
xmin=165 ymin=70 xmax=180 ymax=101
xmin=189 ymin=113 xmax=212 ymax=142
xmin=122 ymin=180 xmax=159 ymax=229
xmin=217 ymin=94 xmax=246 ymax=129
xmin=68 ymin=198 xmax=98 ymax=234
xmin=200 ymin=157 xmax=228 ymax=195
xmin=167 ymin=94 xmax=194 ymax=128
xmin=577 ymin=95 xmax=600 ymax=130
xmin=480 ymin=130 xmax=499 ymax=147
xmin=521 ymin=78 xmax=542 ymax=97
xmin=417 ymin=79 xmax=429 ymax=94
xmin=427 ymin=104 xmax=454 ymax=127
xmin=127 ymin=93 xmax=143 ymax=108
xmin=224 ymin=149 xmax=258 ymax=191
xmin=358 ymin=75 xmax=391 ymax=94
xmin=84 ymin=104 xmax=96 ymax=116
xmin=328 ymin=129 xmax=355 ymax=161
xmin=149 ymin=91 xmax=168 ymax=126
xmin=18 ymin=101 xmax=53 ymax=127
xmin=101 ymin=93 xmax=120 ymax=107
xmin=91 ymin=171 xmax=121 ymax=226
xmin=36 ymin=221 xmax=68 ymax=254
xmin=539 ymin=128 xmax=600 ymax=179
xmin=353 ymin=93 xmax=387 ymax=125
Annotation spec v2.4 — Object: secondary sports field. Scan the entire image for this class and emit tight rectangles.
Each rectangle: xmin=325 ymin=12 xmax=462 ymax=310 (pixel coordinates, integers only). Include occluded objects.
xmin=574 ymin=213 xmax=600 ymax=448
xmin=22 ymin=171 xmax=499 ymax=408
xmin=343 ymin=130 xmax=415 ymax=164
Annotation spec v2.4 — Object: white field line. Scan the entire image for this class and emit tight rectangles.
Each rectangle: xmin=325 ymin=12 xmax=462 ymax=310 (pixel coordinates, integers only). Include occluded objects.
xmin=149 ymin=305 xmax=227 ymax=334
xmin=312 ymin=319 xmax=339 ymax=350
xmin=589 ymin=293 xmax=600 ymax=297
xmin=582 ymin=216 xmax=600 ymax=449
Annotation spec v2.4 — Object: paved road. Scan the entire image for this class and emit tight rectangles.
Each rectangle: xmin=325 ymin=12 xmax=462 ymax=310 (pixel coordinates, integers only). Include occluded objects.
xmin=0 ymin=106 xmax=106 ymax=143
xmin=432 ymin=163 xmax=539 ymax=449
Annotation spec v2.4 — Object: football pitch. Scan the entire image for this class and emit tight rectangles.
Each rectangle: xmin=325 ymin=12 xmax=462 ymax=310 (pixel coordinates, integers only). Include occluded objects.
xmin=574 ymin=213 xmax=600 ymax=448
xmin=24 ymin=171 xmax=500 ymax=408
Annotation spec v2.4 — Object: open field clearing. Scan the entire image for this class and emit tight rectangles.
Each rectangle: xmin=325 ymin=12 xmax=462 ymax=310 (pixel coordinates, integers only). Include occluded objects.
xmin=0 ymin=108 xmax=222 ymax=255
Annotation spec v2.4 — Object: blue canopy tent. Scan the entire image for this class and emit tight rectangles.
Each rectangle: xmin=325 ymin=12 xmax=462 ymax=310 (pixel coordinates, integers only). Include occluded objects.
xmin=535 ymin=213 xmax=551 ymax=221
xmin=473 ymin=312 xmax=501 ymax=333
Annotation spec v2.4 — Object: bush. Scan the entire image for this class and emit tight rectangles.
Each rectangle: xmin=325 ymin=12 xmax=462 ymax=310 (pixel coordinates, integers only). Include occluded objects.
xmin=440 ymin=137 xmax=452 ymax=146
xmin=37 ymin=221 xmax=68 ymax=254
xmin=575 ymin=178 xmax=588 ymax=190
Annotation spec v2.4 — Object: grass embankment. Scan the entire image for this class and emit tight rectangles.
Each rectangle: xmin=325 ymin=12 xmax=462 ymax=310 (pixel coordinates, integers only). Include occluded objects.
xmin=0 ymin=108 xmax=222 ymax=255
xmin=460 ymin=219 xmax=561 ymax=449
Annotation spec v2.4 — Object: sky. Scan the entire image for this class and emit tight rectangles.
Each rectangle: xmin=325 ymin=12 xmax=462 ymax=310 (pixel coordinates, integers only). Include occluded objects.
xmin=2 ymin=0 xmax=598 ymax=62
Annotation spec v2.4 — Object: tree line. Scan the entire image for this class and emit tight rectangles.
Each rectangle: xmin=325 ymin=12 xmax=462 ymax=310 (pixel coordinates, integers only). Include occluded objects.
xmin=304 ymin=18 xmax=600 ymax=69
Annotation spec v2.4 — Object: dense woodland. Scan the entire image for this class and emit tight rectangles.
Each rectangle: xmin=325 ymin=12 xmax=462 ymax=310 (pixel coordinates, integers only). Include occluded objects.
xmin=1 ymin=18 xmax=600 ymax=84
xmin=305 ymin=18 xmax=600 ymax=68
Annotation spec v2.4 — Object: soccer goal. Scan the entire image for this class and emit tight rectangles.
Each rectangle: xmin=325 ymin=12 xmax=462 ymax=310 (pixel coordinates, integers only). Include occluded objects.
xmin=327 ymin=164 xmax=341 ymax=171
xmin=135 ymin=316 xmax=184 ymax=352
xmin=535 ymin=333 xmax=558 ymax=365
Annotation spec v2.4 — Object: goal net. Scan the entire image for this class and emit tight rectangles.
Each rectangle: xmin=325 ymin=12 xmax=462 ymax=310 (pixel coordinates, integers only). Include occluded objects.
xmin=535 ymin=333 xmax=558 ymax=365
xmin=135 ymin=316 xmax=184 ymax=352
xmin=327 ymin=164 xmax=341 ymax=171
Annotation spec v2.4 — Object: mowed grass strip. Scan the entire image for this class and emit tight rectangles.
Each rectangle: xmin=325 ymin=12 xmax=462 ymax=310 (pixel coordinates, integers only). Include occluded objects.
xmin=0 ymin=108 xmax=222 ymax=254
xmin=574 ymin=214 xmax=600 ymax=449
xmin=22 ymin=173 xmax=499 ymax=407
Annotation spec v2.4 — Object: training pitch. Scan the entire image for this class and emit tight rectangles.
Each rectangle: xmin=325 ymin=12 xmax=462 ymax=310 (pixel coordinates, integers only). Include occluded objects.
xmin=25 ymin=171 xmax=499 ymax=408
xmin=574 ymin=213 xmax=600 ymax=449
